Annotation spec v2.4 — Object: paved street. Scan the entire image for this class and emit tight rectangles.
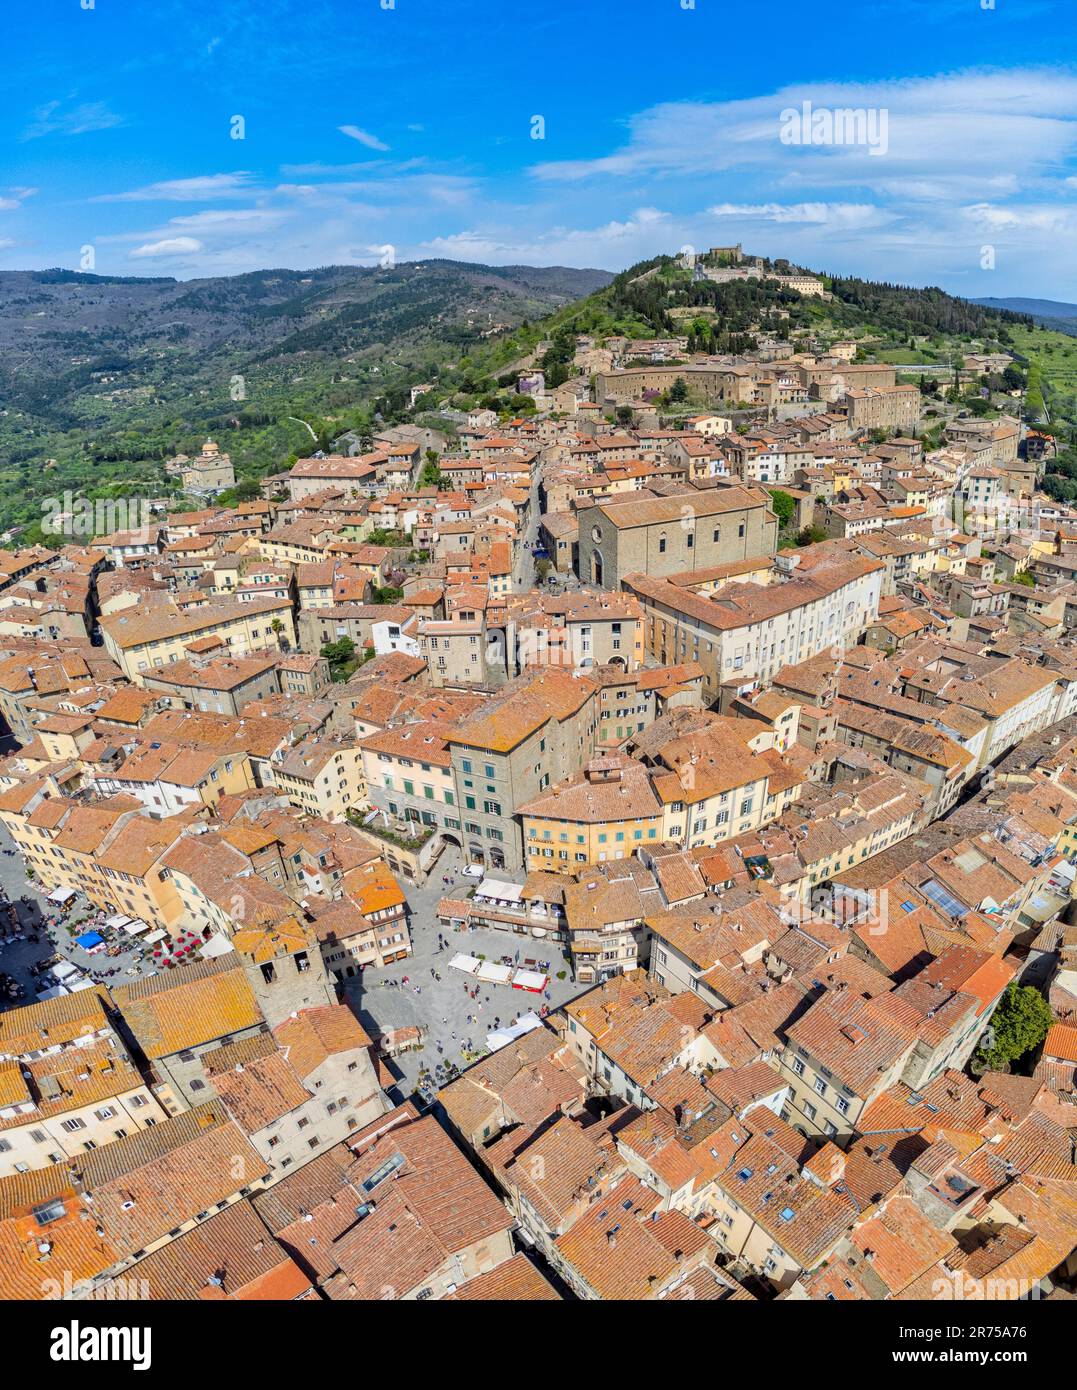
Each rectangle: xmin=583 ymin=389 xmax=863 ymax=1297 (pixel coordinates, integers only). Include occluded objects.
xmin=0 ymin=823 xmax=587 ymax=1105
xmin=0 ymin=822 xmax=160 ymax=1004
xmin=342 ymin=845 xmax=587 ymax=1099
xmin=515 ymin=474 xmax=583 ymax=596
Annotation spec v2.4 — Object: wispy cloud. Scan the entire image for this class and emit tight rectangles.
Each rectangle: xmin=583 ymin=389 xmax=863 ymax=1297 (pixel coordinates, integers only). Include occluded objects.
xmin=93 ymin=173 xmax=255 ymax=203
xmin=708 ymin=202 xmax=892 ymax=228
xmin=0 ymin=187 xmax=37 ymax=211
xmin=339 ymin=124 xmax=390 ymax=152
xmin=22 ymin=99 xmax=124 ymax=140
xmin=130 ymin=235 xmax=204 ymax=259
xmin=531 ymin=69 xmax=1077 ymax=191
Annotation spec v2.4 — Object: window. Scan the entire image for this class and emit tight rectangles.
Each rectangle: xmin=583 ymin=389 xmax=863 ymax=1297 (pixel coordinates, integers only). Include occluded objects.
xmin=61 ymin=1118 xmax=87 ymax=1133
xmin=791 ymin=1056 xmax=805 ymax=1076
xmin=33 ymin=1199 xmax=67 ymax=1227
xmin=362 ymin=1151 xmax=406 ymax=1192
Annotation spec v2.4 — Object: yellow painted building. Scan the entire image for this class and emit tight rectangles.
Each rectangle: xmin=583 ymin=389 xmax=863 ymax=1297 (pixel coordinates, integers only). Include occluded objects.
xmin=100 ymin=596 xmax=297 ymax=683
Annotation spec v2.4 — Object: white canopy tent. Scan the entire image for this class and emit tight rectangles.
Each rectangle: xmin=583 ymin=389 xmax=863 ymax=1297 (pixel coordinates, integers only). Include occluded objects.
xmin=200 ymin=935 xmax=235 ymax=959
xmin=486 ymin=1012 xmax=543 ymax=1053
xmin=512 ymin=968 xmax=548 ymax=993
xmin=47 ymin=887 xmax=77 ymax=905
xmin=474 ymin=879 xmax=523 ymax=905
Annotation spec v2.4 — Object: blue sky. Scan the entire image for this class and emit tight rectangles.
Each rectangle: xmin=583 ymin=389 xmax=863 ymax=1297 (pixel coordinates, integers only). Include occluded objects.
xmin=3 ymin=0 xmax=1077 ymax=298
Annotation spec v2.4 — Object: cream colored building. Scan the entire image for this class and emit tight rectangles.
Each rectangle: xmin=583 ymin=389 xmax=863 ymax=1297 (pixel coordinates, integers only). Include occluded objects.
xmin=0 ymin=1030 xmax=168 ymax=1177
xmin=100 ymin=597 xmax=297 ymax=682
xmin=269 ymin=739 xmax=366 ymax=821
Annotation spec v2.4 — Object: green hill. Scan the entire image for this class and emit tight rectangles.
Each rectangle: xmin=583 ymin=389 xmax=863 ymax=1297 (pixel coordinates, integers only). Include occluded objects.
xmin=973 ymin=297 xmax=1077 ymax=336
xmin=0 ymin=250 xmax=1048 ymax=538
xmin=0 ymin=260 xmax=611 ymax=531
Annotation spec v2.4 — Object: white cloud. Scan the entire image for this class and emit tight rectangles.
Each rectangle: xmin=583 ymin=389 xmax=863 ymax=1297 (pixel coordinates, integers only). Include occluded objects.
xmin=339 ymin=125 xmax=391 ymax=152
xmin=37 ymin=68 xmax=1074 ymax=296
xmin=708 ymin=202 xmax=889 ymax=228
xmin=531 ymin=70 xmax=1077 ymax=191
xmin=509 ymin=68 xmax=1077 ymax=295
xmin=130 ymin=236 xmax=204 ymax=259
xmin=417 ymin=209 xmax=672 ymax=265
xmin=962 ymin=202 xmax=1077 ymax=233
xmin=0 ymin=187 xmax=36 ymax=211
xmin=23 ymin=100 xmax=124 ymax=140
xmin=94 ymin=174 xmax=255 ymax=203
xmin=165 ymin=208 xmax=283 ymax=230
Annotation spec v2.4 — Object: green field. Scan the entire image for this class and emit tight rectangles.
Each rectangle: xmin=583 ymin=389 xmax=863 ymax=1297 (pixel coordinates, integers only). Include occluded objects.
xmin=1010 ymin=324 xmax=1077 ymax=397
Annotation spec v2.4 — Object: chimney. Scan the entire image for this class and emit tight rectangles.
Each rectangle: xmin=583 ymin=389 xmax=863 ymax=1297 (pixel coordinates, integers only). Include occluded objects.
xmin=805 ymin=1142 xmax=845 ymax=1188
